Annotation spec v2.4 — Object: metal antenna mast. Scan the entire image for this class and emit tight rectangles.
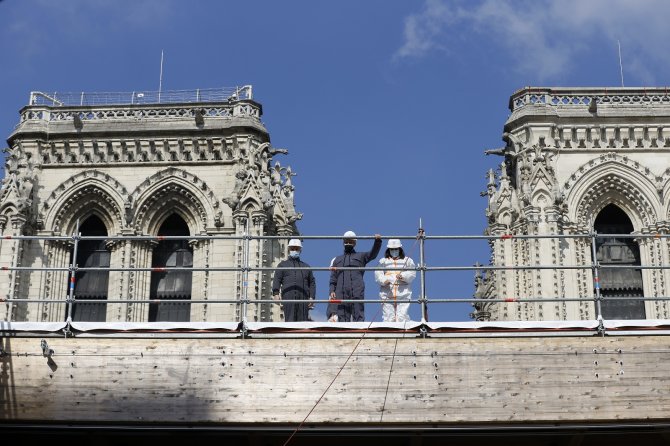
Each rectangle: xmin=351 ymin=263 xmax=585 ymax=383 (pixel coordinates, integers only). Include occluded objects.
xmin=158 ymin=50 xmax=164 ymax=103
xmin=616 ymin=39 xmax=624 ymax=88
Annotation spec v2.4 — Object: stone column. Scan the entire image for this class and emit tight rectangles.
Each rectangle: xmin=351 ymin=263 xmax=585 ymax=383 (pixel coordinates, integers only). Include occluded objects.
xmin=128 ymin=240 xmax=155 ymax=322
xmin=0 ymin=215 xmax=29 ymax=321
xmin=0 ymin=216 xmax=10 ymax=320
xmin=250 ymin=211 xmax=268 ymax=322
xmin=36 ymin=236 xmax=71 ymax=323
xmin=637 ymin=228 xmax=660 ymax=319
xmin=189 ymin=238 xmax=210 ymax=322
xmin=206 ymin=228 xmax=237 ymax=322
xmin=233 ymin=210 xmax=249 ymax=323
xmin=576 ymin=233 xmax=595 ymax=321
xmin=559 ymin=224 xmax=585 ymax=321
xmin=659 ymin=225 xmax=670 ymax=319
xmin=106 ymin=239 xmax=126 ymax=322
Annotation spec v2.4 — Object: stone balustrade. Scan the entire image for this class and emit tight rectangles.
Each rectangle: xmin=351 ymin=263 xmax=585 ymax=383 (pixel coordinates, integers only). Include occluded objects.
xmin=510 ymin=87 xmax=670 ymax=111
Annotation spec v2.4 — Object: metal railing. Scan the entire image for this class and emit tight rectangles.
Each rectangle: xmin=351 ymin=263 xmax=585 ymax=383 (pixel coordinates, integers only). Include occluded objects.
xmin=1 ymin=229 xmax=668 ymax=336
xmin=28 ymin=86 xmax=253 ymax=107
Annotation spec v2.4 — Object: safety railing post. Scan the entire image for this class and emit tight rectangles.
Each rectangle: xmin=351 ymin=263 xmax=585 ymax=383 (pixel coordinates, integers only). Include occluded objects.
xmin=419 ymin=220 xmax=427 ymax=322
xmin=590 ymin=230 xmax=605 ymax=334
xmin=6 ymin=235 xmax=20 ymax=322
xmin=241 ymin=218 xmax=250 ymax=330
xmin=66 ymin=223 xmax=80 ymax=324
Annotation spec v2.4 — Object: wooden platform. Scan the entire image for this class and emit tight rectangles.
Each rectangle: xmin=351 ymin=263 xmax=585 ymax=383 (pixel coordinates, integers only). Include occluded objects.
xmin=2 ymin=333 xmax=670 ymax=429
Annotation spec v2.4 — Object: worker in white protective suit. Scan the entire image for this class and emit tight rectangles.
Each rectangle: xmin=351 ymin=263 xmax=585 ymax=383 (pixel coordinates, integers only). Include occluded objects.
xmin=374 ymin=239 xmax=416 ymax=322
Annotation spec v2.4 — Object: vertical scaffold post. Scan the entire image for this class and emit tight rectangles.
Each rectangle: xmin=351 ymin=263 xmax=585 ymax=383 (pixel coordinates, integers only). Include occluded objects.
xmin=66 ymin=219 xmax=80 ymax=326
xmin=6 ymin=232 xmax=21 ymax=321
xmin=590 ymin=230 xmax=605 ymax=335
xmin=241 ymin=218 xmax=250 ymax=334
xmin=419 ymin=218 xmax=427 ymax=322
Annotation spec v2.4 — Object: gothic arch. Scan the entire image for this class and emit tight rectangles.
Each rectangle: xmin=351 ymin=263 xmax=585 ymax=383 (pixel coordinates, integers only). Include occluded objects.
xmin=657 ymin=171 xmax=670 ymax=219
xmin=531 ymin=188 xmax=551 ymax=209
xmin=1 ymin=204 xmax=19 ymax=219
xmin=40 ymin=171 xmax=127 ymax=234
xmin=565 ymin=160 xmax=660 ymax=230
xmin=131 ymin=168 xmax=218 ymax=235
xmin=241 ymin=197 xmax=263 ymax=213
xmin=0 ymin=181 xmax=23 ymax=217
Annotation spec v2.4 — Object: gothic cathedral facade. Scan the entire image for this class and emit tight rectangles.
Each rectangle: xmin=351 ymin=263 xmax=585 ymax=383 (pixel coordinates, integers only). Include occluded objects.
xmin=474 ymin=87 xmax=670 ymax=322
xmin=0 ymin=88 xmax=301 ymax=323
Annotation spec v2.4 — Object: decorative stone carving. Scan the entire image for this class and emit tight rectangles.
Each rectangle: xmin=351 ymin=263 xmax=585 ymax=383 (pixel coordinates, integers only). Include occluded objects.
xmin=2 ymin=86 xmax=301 ymax=323
xmin=477 ymin=87 xmax=670 ymax=322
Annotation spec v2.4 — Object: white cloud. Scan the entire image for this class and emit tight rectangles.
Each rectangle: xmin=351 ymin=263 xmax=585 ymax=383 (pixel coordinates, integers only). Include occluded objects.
xmin=395 ymin=0 xmax=670 ymax=82
xmin=394 ymin=0 xmax=456 ymax=60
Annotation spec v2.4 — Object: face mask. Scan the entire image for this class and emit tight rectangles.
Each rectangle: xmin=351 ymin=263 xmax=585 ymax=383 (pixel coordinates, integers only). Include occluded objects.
xmin=289 ymin=251 xmax=300 ymax=259
xmin=344 ymin=244 xmax=354 ymax=253
xmin=389 ymin=249 xmax=400 ymax=258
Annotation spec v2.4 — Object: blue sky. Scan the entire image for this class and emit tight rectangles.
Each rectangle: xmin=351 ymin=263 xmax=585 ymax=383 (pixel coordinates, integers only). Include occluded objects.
xmin=2 ymin=0 xmax=670 ymax=322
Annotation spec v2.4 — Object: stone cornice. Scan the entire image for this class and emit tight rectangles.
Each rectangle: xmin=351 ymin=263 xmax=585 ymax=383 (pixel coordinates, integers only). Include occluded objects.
xmin=9 ymin=100 xmax=267 ymax=144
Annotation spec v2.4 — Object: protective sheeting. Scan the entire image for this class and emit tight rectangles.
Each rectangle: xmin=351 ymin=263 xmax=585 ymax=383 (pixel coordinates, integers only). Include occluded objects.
xmin=70 ymin=322 xmax=241 ymax=332
xmin=0 ymin=321 xmax=67 ymax=333
xmin=603 ymin=319 xmax=670 ymax=329
xmin=425 ymin=320 xmax=600 ymax=330
xmin=245 ymin=321 xmax=424 ymax=331
xmin=3 ymin=319 xmax=670 ymax=335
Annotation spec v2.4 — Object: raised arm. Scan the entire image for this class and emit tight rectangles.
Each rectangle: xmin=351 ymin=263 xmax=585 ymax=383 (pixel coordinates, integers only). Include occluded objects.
xmin=363 ymin=235 xmax=382 ymax=265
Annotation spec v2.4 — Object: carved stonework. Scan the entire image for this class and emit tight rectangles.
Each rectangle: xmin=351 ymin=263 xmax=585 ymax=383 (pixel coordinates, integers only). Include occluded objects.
xmin=2 ymin=87 xmax=301 ymax=323
xmin=476 ymin=87 xmax=670 ymax=321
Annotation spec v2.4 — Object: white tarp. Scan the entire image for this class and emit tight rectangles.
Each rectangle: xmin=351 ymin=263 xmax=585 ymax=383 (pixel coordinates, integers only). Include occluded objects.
xmin=0 ymin=321 xmax=67 ymax=332
xmin=1 ymin=319 xmax=669 ymax=333
xmin=425 ymin=320 xmax=600 ymax=330
xmin=70 ymin=321 xmax=241 ymax=332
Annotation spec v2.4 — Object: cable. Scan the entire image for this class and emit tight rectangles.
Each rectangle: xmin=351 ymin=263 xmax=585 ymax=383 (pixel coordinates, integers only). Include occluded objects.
xmin=379 ymin=336 xmax=399 ymax=422
xmin=284 ymin=233 xmax=422 ymax=445
xmin=282 ymin=303 xmax=384 ymax=446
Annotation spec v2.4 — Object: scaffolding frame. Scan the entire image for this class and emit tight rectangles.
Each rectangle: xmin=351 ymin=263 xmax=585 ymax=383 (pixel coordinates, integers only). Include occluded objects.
xmin=0 ymin=228 xmax=666 ymax=337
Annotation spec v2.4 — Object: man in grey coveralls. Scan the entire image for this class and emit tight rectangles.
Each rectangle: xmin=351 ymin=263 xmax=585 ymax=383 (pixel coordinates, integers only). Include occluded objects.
xmin=272 ymin=239 xmax=316 ymax=322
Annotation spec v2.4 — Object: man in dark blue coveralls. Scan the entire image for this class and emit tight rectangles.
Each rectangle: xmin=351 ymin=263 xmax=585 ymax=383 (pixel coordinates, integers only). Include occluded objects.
xmin=328 ymin=231 xmax=382 ymax=322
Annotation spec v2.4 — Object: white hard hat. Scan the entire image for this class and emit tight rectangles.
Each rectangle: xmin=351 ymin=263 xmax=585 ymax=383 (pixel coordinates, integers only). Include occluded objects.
xmin=288 ymin=239 xmax=302 ymax=248
xmin=343 ymin=230 xmax=356 ymax=238
xmin=387 ymin=239 xmax=402 ymax=249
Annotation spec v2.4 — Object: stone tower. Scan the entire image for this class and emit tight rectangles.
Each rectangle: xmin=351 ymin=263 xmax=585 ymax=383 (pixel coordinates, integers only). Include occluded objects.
xmin=474 ymin=87 xmax=670 ymax=322
xmin=0 ymin=87 xmax=302 ymax=323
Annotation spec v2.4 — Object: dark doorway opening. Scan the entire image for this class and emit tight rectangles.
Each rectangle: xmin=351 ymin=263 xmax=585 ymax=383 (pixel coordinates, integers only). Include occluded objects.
xmin=71 ymin=215 xmax=109 ymax=322
xmin=149 ymin=214 xmax=193 ymax=322
xmin=593 ymin=204 xmax=645 ymax=319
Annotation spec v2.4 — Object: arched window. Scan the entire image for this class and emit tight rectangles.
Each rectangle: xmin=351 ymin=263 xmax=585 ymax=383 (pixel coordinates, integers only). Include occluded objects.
xmin=71 ymin=215 xmax=109 ymax=322
xmin=149 ymin=214 xmax=193 ymax=322
xmin=593 ymin=204 xmax=645 ymax=319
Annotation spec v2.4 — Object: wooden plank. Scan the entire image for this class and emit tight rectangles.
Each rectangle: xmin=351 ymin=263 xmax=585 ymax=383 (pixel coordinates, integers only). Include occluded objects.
xmin=1 ymin=336 xmax=670 ymax=424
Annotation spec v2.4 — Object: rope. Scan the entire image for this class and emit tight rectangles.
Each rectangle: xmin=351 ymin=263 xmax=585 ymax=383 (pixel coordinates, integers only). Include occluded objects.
xmin=284 ymin=230 xmax=423 ymax=445
xmin=379 ymin=335 xmax=400 ymax=422
xmin=282 ymin=304 xmax=384 ymax=446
